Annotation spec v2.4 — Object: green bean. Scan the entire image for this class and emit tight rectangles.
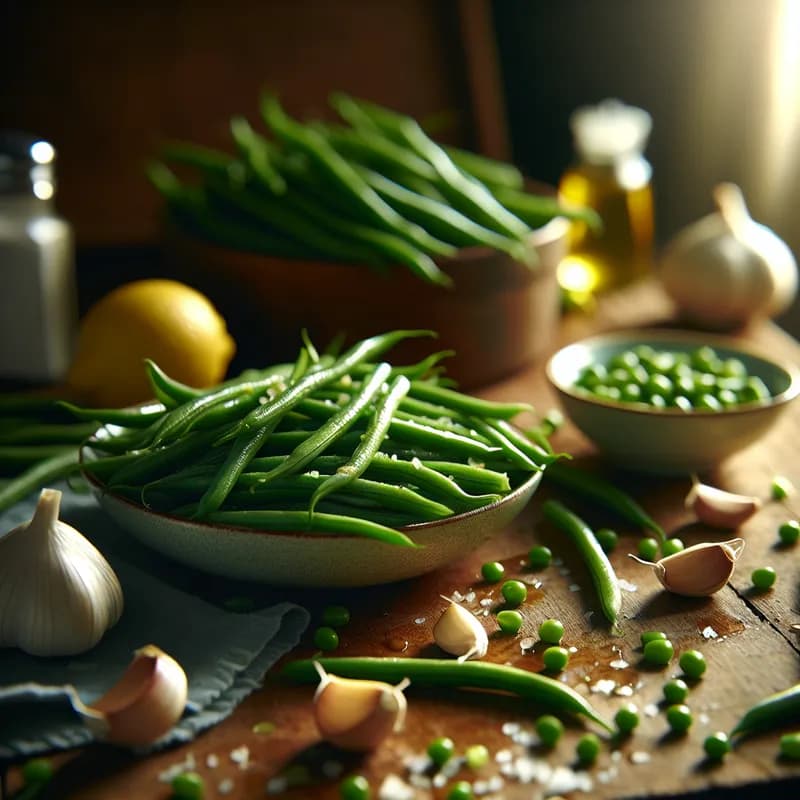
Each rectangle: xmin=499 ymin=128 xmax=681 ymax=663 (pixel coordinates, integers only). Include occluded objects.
xmin=468 ymin=418 xmax=541 ymax=472
xmin=0 ymin=448 xmax=80 ymax=512
xmin=387 ymin=417 xmax=501 ymax=460
xmin=541 ymin=499 xmax=622 ymax=625
xmin=492 ymin=185 xmax=602 ymax=230
xmin=443 ymin=145 xmax=525 ymax=190
xmin=58 ymin=400 xmax=167 ymax=429
xmin=393 ymin=409 xmax=493 ymax=444
xmin=488 ymin=419 xmax=556 ymax=467
xmin=408 ymin=381 xmax=532 ymax=420
xmin=229 ymin=115 xmax=287 ymax=195
xmin=0 ymin=393 xmax=66 ymax=417
xmin=421 ymin=460 xmax=511 ymax=494
xmin=159 ymin=141 xmax=237 ymax=176
xmin=282 ymin=656 xmax=612 ymax=732
xmin=731 ymin=683 xmax=800 ymax=739
xmin=309 ymin=374 xmax=409 ymax=513
xmin=0 ymin=422 xmax=98 ymax=446
xmin=0 ymin=444 xmax=77 ymax=472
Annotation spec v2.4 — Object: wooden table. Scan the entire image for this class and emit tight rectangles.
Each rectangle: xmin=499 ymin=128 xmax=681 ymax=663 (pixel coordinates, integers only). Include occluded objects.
xmin=5 ymin=280 xmax=800 ymax=799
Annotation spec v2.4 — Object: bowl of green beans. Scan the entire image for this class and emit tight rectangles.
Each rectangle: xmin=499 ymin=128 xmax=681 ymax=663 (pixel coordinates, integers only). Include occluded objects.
xmin=546 ymin=329 xmax=800 ymax=474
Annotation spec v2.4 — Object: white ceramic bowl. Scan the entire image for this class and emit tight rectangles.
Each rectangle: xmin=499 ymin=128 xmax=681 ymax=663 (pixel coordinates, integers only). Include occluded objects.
xmin=546 ymin=329 xmax=800 ymax=474
xmin=83 ymin=467 xmax=542 ymax=587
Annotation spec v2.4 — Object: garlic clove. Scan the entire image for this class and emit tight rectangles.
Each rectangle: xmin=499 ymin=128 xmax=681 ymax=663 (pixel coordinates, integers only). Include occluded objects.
xmin=71 ymin=644 xmax=188 ymax=747
xmin=312 ymin=662 xmax=408 ymax=751
xmin=629 ymin=538 xmax=745 ymax=596
xmin=0 ymin=488 xmax=123 ymax=656
xmin=432 ymin=596 xmax=489 ymax=662
xmin=686 ymin=480 xmax=761 ymax=529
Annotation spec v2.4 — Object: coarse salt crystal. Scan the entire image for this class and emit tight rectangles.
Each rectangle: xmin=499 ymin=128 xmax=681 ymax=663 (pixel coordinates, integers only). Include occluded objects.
xmin=618 ymin=578 xmax=638 ymax=592
xmin=218 ymin=778 xmax=234 ymax=794
xmin=206 ymin=754 xmax=219 ymax=769
xmin=230 ymin=745 xmax=249 ymax=769
xmin=630 ymin=751 xmax=651 ymax=765
xmin=495 ymin=748 xmax=513 ymax=764
xmin=610 ymin=658 xmax=629 ymax=670
xmin=379 ymin=774 xmax=416 ymax=800
xmin=569 ymin=583 xmax=581 ymax=592
xmin=414 ymin=617 xmax=426 ymax=624
xmin=590 ymin=679 xmax=617 ymax=696
xmin=702 ymin=626 xmax=719 ymax=639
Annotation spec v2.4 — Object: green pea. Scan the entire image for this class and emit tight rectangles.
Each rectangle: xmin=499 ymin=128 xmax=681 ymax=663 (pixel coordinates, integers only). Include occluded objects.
xmin=640 ymin=630 xmax=667 ymax=647
xmin=322 ymin=605 xmax=351 ymax=628
xmin=643 ymin=638 xmax=674 ymax=666
xmin=633 ymin=344 xmax=656 ymax=363
xmin=464 ymin=744 xmax=490 ymax=769
xmin=313 ymin=626 xmax=340 ymax=651
xmin=740 ymin=376 xmax=770 ymax=403
xmin=661 ymin=538 xmax=685 ymax=557
xmin=779 ymin=732 xmax=800 ymax=760
xmin=594 ymin=527 xmax=619 ymax=552
xmin=704 ymin=732 xmax=731 ymax=760
xmin=649 ymin=393 xmax=668 ymax=409
xmin=609 ymin=351 xmax=640 ymax=371
xmin=501 ymin=579 xmax=527 ymax=607
xmin=446 ymin=781 xmax=474 ymax=800
xmin=646 ymin=374 xmax=673 ymax=399
xmin=752 ymin=566 xmax=777 ymax=590
xmin=497 ymin=609 xmax=523 ymax=634
xmin=691 ymin=346 xmax=720 ymax=373
xmin=595 ymin=385 xmax=622 ymax=402
xmin=672 ymin=395 xmax=693 ymax=412
xmin=663 ymin=678 xmax=689 ymax=705
xmin=679 ymin=649 xmax=707 ymax=679
xmin=674 ymin=374 xmax=696 ymax=397
xmin=717 ymin=388 xmax=739 ymax=408
xmin=666 ymin=703 xmax=693 ymax=734
xmin=771 ymin=475 xmax=793 ymax=500
xmin=609 ymin=367 xmax=633 ymax=388
xmin=535 ymin=714 xmax=564 ymax=747
xmin=695 ymin=393 xmax=722 ymax=411
xmin=577 ymin=364 xmax=608 ymax=390
xmin=340 ymin=774 xmax=371 ymax=800
xmin=542 ymin=645 xmax=570 ymax=672
xmin=637 ymin=537 xmax=659 ymax=561
xmin=720 ymin=358 xmax=746 ymax=378
xmin=528 ymin=545 xmax=552 ymax=570
xmin=779 ymin=520 xmax=800 ymax=545
xmin=620 ymin=383 xmax=643 ymax=403
xmin=481 ymin=560 xmax=505 ymax=583
xmin=171 ymin=771 xmax=205 ymax=800
xmin=614 ymin=703 xmax=640 ymax=734
xmin=428 ymin=736 xmax=455 ymax=767
xmin=22 ymin=758 xmax=53 ymax=787
xmin=538 ymin=618 xmax=564 ymax=644
xmin=576 ymin=732 xmax=601 ymax=764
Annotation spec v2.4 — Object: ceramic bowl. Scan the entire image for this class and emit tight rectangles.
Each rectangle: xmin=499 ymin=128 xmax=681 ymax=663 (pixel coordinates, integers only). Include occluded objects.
xmin=82 ymin=465 xmax=542 ymax=587
xmin=546 ymin=329 xmax=800 ymax=474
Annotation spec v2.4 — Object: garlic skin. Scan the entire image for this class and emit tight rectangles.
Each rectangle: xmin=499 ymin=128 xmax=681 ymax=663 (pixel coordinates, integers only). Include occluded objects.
xmin=659 ymin=182 xmax=798 ymax=329
xmin=312 ymin=662 xmax=409 ymax=751
xmin=629 ymin=538 xmax=745 ymax=596
xmin=432 ymin=596 xmax=489 ymax=662
xmin=0 ymin=488 xmax=123 ymax=656
xmin=71 ymin=644 xmax=188 ymax=747
xmin=686 ymin=480 xmax=761 ymax=529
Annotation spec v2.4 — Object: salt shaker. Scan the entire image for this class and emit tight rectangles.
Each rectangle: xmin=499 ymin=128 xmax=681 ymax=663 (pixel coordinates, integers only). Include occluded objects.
xmin=0 ymin=131 xmax=77 ymax=383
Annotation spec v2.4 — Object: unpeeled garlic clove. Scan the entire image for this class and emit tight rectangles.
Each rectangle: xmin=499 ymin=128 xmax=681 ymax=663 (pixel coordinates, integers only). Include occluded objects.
xmin=432 ymin=596 xmax=488 ymax=662
xmin=312 ymin=662 xmax=409 ymax=751
xmin=71 ymin=644 xmax=188 ymax=747
xmin=629 ymin=538 xmax=745 ymax=596
xmin=686 ymin=480 xmax=761 ymax=529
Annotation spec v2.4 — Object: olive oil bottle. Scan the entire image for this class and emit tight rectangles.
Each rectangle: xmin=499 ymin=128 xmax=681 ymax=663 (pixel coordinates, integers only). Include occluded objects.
xmin=557 ymin=100 xmax=654 ymax=302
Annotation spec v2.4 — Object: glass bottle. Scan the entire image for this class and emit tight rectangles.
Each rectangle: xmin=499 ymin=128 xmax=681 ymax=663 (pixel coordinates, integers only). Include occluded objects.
xmin=0 ymin=132 xmax=77 ymax=383
xmin=557 ymin=100 xmax=654 ymax=302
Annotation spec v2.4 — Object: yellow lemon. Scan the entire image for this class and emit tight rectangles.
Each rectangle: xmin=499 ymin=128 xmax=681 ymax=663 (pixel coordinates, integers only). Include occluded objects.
xmin=66 ymin=279 xmax=236 ymax=407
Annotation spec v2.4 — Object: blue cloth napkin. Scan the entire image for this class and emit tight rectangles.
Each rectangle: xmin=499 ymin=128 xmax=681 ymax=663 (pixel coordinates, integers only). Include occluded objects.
xmin=0 ymin=485 xmax=310 ymax=759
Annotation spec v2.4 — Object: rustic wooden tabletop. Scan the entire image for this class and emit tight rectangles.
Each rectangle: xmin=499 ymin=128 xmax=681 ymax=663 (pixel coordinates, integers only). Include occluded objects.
xmin=5 ymin=280 xmax=800 ymax=799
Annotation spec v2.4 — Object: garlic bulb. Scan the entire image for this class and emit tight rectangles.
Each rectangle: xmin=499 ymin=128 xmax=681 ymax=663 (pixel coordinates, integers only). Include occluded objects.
xmin=629 ymin=538 xmax=745 ymax=596
xmin=0 ymin=488 xmax=123 ymax=656
xmin=685 ymin=479 xmax=761 ymax=529
xmin=433 ymin=596 xmax=489 ymax=662
xmin=659 ymin=183 xmax=798 ymax=329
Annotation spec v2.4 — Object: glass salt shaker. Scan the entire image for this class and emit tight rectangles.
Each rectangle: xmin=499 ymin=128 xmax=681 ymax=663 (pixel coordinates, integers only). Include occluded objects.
xmin=0 ymin=131 xmax=77 ymax=383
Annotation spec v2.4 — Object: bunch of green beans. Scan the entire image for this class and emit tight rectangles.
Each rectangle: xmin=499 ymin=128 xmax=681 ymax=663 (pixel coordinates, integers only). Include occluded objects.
xmin=79 ymin=330 xmax=555 ymax=547
xmin=147 ymin=92 xmax=599 ymax=286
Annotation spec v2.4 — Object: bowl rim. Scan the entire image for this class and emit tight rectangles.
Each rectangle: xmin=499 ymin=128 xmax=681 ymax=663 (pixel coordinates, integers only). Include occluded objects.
xmin=545 ymin=327 xmax=800 ymax=418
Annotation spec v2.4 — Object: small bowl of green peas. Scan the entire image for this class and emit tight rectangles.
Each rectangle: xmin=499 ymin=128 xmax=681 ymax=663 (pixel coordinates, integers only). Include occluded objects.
xmin=546 ymin=329 xmax=800 ymax=474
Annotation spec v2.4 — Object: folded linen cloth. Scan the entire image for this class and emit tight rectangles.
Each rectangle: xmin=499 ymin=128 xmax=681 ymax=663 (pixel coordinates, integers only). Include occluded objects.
xmin=0 ymin=484 xmax=310 ymax=759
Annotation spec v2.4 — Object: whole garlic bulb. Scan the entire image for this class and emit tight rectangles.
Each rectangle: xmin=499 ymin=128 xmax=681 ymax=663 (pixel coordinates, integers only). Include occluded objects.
xmin=0 ymin=488 xmax=123 ymax=656
xmin=659 ymin=183 xmax=798 ymax=329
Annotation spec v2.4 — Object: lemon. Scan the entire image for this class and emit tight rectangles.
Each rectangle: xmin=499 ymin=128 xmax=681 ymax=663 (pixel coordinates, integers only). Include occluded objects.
xmin=66 ymin=279 xmax=236 ymax=407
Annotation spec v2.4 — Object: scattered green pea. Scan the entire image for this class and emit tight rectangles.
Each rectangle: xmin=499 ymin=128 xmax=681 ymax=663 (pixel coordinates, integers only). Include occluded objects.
xmin=640 ymin=630 xmax=667 ymax=647
xmin=481 ymin=561 xmax=505 ymax=583
xmin=679 ymin=649 xmax=707 ymax=680
xmin=663 ymin=678 xmax=689 ymax=705
xmin=538 ymin=618 xmax=565 ymax=644
xmin=340 ymin=774 xmax=371 ymax=800
xmin=501 ymin=579 xmax=527 ymax=607
xmin=576 ymin=732 xmax=601 ymax=764
xmin=536 ymin=714 xmax=564 ymax=747
xmin=542 ymin=645 xmax=570 ymax=672
xmin=313 ymin=626 xmax=340 ymax=651
xmin=171 ymin=771 xmax=205 ymax=800
xmin=614 ymin=703 xmax=640 ymax=734
xmin=446 ymin=781 xmax=474 ymax=800
xmin=779 ymin=520 xmax=800 ymax=545
xmin=497 ymin=609 xmax=523 ymax=634
xmin=637 ymin=537 xmax=660 ymax=561
xmin=464 ymin=744 xmax=490 ymax=769
xmin=666 ymin=704 xmax=693 ymax=734
xmin=322 ymin=605 xmax=351 ymax=628
xmin=661 ymin=538 xmax=685 ymax=557
xmin=643 ymin=638 xmax=674 ymax=667
xmin=594 ymin=527 xmax=619 ymax=553
xmin=751 ymin=566 xmax=777 ymax=591
xmin=428 ymin=736 xmax=456 ymax=767
xmin=779 ymin=732 xmax=800 ymax=760
xmin=771 ymin=475 xmax=793 ymax=500
xmin=528 ymin=545 xmax=552 ymax=570
xmin=703 ymin=732 xmax=731 ymax=760
xmin=22 ymin=758 xmax=53 ymax=787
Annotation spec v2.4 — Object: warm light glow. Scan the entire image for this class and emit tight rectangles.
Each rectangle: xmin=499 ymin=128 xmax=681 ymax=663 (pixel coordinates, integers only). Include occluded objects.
xmin=32 ymin=180 xmax=54 ymax=200
xmin=557 ymin=256 xmax=599 ymax=294
xmin=30 ymin=141 xmax=54 ymax=164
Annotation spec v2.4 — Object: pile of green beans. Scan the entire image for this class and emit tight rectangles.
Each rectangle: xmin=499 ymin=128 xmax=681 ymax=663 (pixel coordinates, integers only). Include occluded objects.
xmin=79 ymin=330 xmax=555 ymax=546
xmin=147 ymin=92 xmax=599 ymax=286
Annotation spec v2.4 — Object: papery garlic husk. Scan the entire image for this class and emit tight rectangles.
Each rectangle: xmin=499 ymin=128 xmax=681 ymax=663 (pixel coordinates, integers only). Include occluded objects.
xmin=629 ymin=538 xmax=745 ymax=596
xmin=659 ymin=182 xmax=798 ymax=329
xmin=0 ymin=488 xmax=123 ymax=656
xmin=432 ymin=596 xmax=489 ymax=662
xmin=312 ymin=662 xmax=409 ymax=751
xmin=686 ymin=480 xmax=761 ymax=529
xmin=71 ymin=644 xmax=188 ymax=747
